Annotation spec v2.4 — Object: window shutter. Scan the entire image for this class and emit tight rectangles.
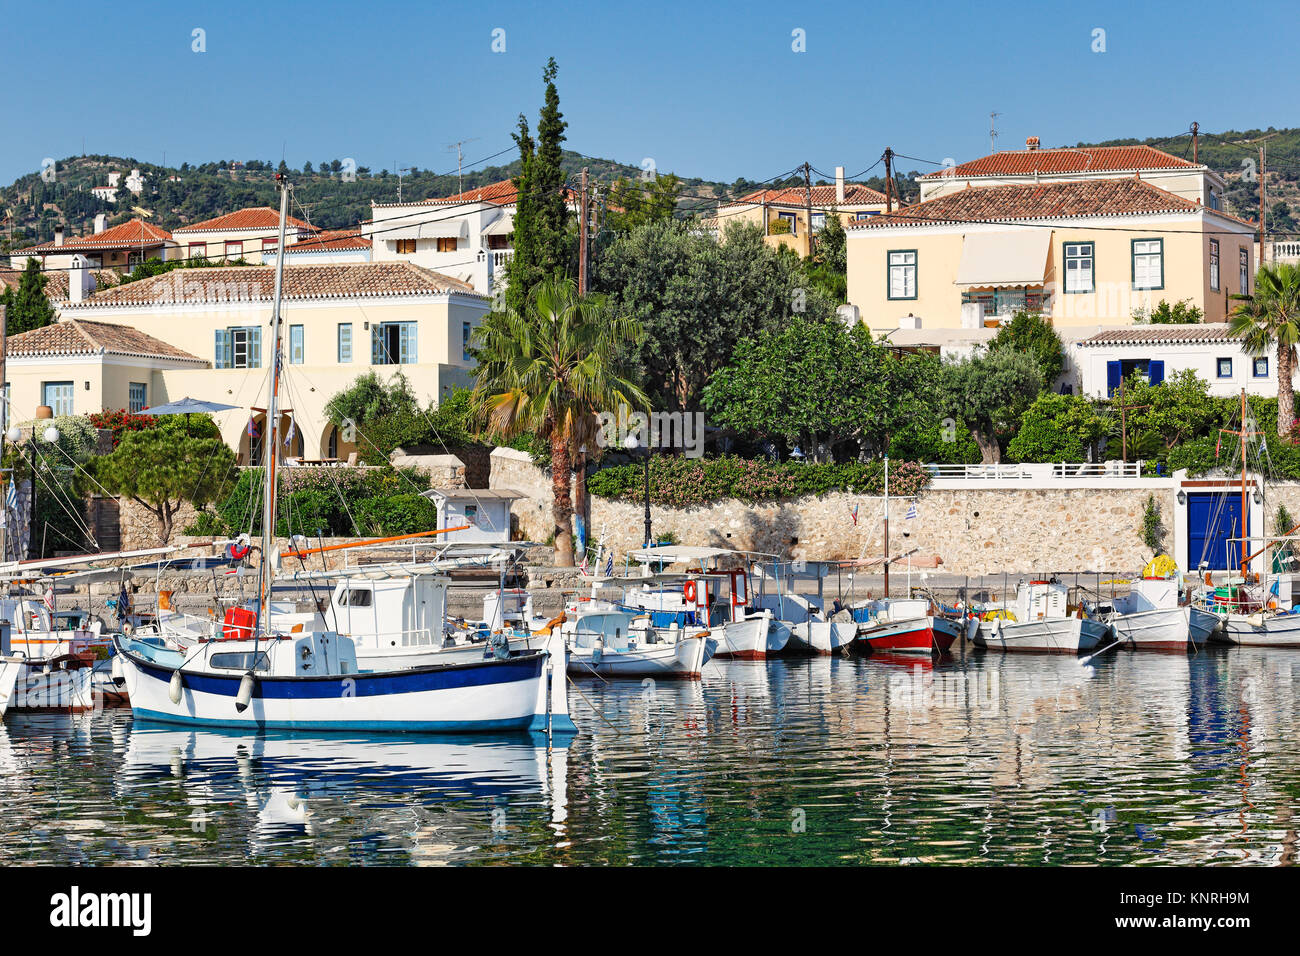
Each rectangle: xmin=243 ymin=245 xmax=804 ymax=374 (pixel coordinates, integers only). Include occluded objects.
xmin=215 ymin=329 xmax=226 ymax=368
xmin=249 ymin=327 xmax=261 ymax=368
xmin=404 ymin=323 xmax=417 ymax=363
xmin=372 ymin=325 xmax=383 ymax=364
xmin=1106 ymin=361 xmax=1122 ymax=397
xmin=1147 ymin=360 xmax=1165 ymax=386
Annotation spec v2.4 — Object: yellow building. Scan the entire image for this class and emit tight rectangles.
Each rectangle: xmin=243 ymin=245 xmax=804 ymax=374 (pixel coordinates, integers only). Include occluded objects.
xmin=30 ymin=261 xmax=488 ymax=462
xmin=4 ymin=319 xmax=208 ymax=428
xmin=711 ymin=169 xmax=892 ymax=257
xmin=845 ymin=177 xmax=1257 ymax=331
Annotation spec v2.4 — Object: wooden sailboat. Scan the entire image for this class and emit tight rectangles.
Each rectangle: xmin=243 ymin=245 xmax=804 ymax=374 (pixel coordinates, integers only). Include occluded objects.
xmin=113 ymin=178 xmax=574 ymax=734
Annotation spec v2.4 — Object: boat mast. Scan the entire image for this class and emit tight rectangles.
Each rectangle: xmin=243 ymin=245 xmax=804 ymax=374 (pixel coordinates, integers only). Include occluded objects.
xmin=1240 ymin=388 xmax=1248 ymax=579
xmin=883 ymin=455 xmax=890 ymax=599
xmin=257 ymin=176 xmax=292 ymax=639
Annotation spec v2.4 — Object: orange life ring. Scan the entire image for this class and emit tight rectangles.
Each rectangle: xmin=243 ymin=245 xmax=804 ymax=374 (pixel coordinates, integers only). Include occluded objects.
xmin=683 ymin=580 xmax=698 ymax=603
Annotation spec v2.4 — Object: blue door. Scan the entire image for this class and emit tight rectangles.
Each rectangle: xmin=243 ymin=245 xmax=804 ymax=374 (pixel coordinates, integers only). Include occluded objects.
xmin=1187 ymin=493 xmax=1248 ymax=571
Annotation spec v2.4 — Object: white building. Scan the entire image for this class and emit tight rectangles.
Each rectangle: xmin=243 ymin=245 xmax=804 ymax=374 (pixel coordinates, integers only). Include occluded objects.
xmin=363 ymin=179 xmax=580 ymax=296
xmin=1074 ymin=324 xmax=1290 ymax=398
xmin=261 ymin=230 xmax=372 ymax=267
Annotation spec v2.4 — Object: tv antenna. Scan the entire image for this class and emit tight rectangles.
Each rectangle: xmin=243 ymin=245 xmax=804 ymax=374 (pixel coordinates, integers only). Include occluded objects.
xmin=446 ymin=138 xmax=481 ymax=194
xmin=990 ymin=111 xmax=1001 ymax=152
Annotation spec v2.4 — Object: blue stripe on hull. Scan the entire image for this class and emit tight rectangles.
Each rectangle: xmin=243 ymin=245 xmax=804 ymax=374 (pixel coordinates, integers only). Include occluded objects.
xmin=132 ymin=653 xmax=544 ymax=700
xmin=133 ymin=707 xmax=540 ymax=733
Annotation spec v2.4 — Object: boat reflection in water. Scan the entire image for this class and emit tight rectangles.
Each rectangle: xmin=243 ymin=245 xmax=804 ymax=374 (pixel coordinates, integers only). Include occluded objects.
xmin=118 ymin=725 xmax=570 ymax=862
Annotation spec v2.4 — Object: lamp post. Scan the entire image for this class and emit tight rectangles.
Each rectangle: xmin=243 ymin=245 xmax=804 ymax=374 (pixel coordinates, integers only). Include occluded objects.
xmin=623 ymin=433 xmax=652 ymax=548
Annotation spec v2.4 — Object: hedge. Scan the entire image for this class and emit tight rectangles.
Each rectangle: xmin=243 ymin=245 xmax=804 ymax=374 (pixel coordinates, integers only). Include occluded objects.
xmin=586 ymin=455 xmax=928 ymax=507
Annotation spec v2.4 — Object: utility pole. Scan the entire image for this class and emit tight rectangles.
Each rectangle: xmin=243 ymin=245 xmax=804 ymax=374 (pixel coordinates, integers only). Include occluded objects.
xmin=446 ymin=138 xmax=480 ymax=194
xmin=802 ymin=161 xmax=814 ymax=256
xmin=883 ymin=148 xmax=894 ymax=213
xmin=1260 ymin=144 xmax=1267 ymax=264
xmin=990 ymin=111 xmax=1001 ymax=153
xmin=578 ymin=166 xmax=589 ymax=295
xmin=1191 ymin=121 xmax=1199 ymax=164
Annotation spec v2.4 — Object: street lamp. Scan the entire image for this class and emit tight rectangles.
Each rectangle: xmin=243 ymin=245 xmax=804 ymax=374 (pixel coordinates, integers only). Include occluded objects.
xmin=623 ymin=432 xmax=652 ymax=548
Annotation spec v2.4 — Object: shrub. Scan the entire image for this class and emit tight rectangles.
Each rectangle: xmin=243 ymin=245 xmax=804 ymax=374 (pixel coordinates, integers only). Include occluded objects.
xmin=587 ymin=455 xmax=928 ymax=506
xmin=352 ymin=493 xmax=438 ymax=536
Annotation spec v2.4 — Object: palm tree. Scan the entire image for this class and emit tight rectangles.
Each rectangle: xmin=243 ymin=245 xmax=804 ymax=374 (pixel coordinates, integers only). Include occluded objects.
xmin=470 ymin=276 xmax=647 ymax=566
xmin=1229 ymin=262 xmax=1300 ymax=437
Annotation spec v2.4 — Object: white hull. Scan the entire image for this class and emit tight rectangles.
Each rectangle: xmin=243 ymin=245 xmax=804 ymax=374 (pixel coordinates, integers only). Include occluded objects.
xmin=976 ymin=617 xmax=1109 ymax=654
xmin=0 ymin=658 xmax=21 ymax=718
xmin=11 ymin=660 xmax=96 ymax=711
xmin=1110 ymin=606 xmax=1204 ymax=650
xmin=115 ymin=630 xmax=575 ymax=734
xmin=712 ymin=614 xmax=775 ymax=660
xmin=784 ymin=621 xmax=856 ymax=655
xmin=567 ymin=634 xmax=708 ymax=678
xmin=1212 ymin=611 xmax=1300 ymax=647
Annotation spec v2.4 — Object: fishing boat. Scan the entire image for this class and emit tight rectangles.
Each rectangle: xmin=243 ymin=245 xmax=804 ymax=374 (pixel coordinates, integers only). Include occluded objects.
xmin=1101 ymin=569 xmax=1217 ymax=651
xmin=974 ymin=580 xmax=1109 ymax=654
xmin=1187 ymin=389 xmax=1300 ymax=647
xmin=0 ymin=624 xmax=21 ymax=718
xmin=112 ymin=179 xmax=574 ymax=736
xmin=625 ymin=547 xmax=783 ymax=659
xmin=561 ymin=608 xmax=710 ymax=678
xmin=753 ymin=561 xmax=856 ymax=655
xmin=851 ymin=598 xmax=962 ymax=655
xmin=0 ymin=594 xmax=105 ymax=711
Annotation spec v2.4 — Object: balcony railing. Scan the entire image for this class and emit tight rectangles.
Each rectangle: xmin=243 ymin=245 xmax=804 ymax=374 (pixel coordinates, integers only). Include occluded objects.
xmin=1273 ymin=241 xmax=1300 ymax=261
xmin=491 ymin=250 xmax=514 ymax=269
xmin=925 ymin=461 xmax=1144 ymax=480
xmin=960 ymin=288 xmax=1052 ymax=316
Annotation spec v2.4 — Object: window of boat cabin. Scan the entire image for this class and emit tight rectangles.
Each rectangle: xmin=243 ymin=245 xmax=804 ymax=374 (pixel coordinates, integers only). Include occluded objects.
xmin=339 ymin=588 xmax=373 ymax=607
xmin=210 ymin=652 xmax=271 ymax=671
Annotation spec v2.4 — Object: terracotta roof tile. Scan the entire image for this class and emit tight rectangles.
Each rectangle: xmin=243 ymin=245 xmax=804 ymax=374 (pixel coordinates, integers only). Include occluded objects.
xmin=61 ymin=261 xmax=482 ymax=308
xmin=7 ymin=318 xmax=204 ymax=361
xmin=271 ymin=229 xmax=372 ymax=254
xmin=846 ymin=178 xmax=1230 ymax=229
xmin=1078 ymin=324 xmax=1238 ymax=346
xmin=173 ymin=207 xmax=314 ymax=233
xmin=920 ymin=144 xmax=1203 ymax=180
xmin=16 ymin=219 xmax=173 ymax=254
xmin=724 ymin=184 xmax=890 ymax=208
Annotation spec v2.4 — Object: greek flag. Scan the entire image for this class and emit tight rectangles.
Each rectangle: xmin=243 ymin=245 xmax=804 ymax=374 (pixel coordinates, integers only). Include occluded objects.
xmin=905 ymin=503 xmax=918 ymax=520
xmin=605 ymin=552 xmax=614 ymax=576
xmin=1 ymin=478 xmax=13 ymax=528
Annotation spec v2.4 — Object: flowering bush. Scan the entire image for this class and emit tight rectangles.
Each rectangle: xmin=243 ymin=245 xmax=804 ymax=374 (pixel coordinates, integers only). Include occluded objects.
xmin=586 ymin=455 xmax=928 ymax=507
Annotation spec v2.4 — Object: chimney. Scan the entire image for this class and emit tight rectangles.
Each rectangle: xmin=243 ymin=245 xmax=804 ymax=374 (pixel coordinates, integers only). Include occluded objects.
xmin=835 ymin=166 xmax=845 ymax=204
xmin=93 ymin=213 xmax=107 ymax=234
xmin=69 ymin=255 xmax=94 ymax=304
xmin=53 ymin=226 xmax=64 ymax=247
xmin=1026 ymin=136 xmax=1041 ymax=151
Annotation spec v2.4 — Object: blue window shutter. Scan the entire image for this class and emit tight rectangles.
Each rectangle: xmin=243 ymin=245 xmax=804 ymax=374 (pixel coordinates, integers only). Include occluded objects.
xmin=372 ymin=325 xmax=383 ymax=364
xmin=249 ymin=328 xmax=261 ymax=368
xmin=214 ymin=329 xmax=226 ymax=368
xmin=1106 ymin=360 xmax=1122 ymax=396
xmin=1147 ymin=360 xmax=1165 ymax=385
xmin=405 ymin=322 xmax=418 ymax=363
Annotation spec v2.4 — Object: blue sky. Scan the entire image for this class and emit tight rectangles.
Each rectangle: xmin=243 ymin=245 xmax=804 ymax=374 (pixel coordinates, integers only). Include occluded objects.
xmin=5 ymin=0 xmax=1293 ymax=188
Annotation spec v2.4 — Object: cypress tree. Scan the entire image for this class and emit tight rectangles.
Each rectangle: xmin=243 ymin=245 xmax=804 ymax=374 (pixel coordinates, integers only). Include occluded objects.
xmin=1 ymin=258 xmax=56 ymax=334
xmin=504 ymin=57 xmax=572 ymax=314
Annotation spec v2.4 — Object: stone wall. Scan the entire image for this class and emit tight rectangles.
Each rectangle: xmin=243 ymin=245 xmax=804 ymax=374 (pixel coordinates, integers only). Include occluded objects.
xmin=489 ymin=447 xmax=1183 ymax=574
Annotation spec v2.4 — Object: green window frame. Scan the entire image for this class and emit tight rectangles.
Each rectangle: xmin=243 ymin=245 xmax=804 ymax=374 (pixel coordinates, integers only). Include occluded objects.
xmin=887 ymin=249 xmax=917 ymax=300
xmin=1131 ymin=238 xmax=1164 ymax=291
xmin=1209 ymin=239 xmax=1220 ymax=292
xmin=1063 ymin=242 xmax=1094 ymax=294
xmin=1240 ymin=248 xmax=1250 ymax=293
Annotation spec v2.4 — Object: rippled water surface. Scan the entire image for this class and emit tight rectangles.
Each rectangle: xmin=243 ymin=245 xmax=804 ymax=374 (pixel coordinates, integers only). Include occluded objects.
xmin=3 ymin=647 xmax=1298 ymax=865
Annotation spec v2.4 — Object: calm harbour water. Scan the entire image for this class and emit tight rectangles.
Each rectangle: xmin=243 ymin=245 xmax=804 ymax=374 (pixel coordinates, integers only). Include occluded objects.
xmin=2 ymin=647 xmax=1297 ymax=866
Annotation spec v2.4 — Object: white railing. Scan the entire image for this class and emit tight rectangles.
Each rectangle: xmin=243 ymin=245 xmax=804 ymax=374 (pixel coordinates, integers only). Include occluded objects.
xmin=925 ymin=461 xmax=1144 ymax=480
xmin=1272 ymin=241 xmax=1300 ymax=261
xmin=491 ymin=250 xmax=514 ymax=268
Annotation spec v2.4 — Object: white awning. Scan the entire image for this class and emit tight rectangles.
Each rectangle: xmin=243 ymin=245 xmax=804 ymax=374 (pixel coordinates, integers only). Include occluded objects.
xmin=954 ymin=230 xmax=1051 ymax=287
xmin=383 ymin=218 xmax=468 ymax=241
xmin=482 ymin=214 xmax=514 ymax=236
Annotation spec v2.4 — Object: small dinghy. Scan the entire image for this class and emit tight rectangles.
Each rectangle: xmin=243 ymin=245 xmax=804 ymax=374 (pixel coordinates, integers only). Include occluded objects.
xmin=563 ymin=609 xmax=710 ymax=678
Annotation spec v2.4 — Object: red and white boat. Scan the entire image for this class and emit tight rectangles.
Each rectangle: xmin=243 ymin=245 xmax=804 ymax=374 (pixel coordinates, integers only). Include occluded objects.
xmin=852 ymin=599 xmax=961 ymax=655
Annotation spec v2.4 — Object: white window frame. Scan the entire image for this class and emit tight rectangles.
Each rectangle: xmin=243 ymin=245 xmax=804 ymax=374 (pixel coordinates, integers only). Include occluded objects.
xmin=1132 ymin=239 xmax=1163 ymax=291
xmin=1064 ymin=242 xmax=1094 ymax=293
xmin=888 ymin=250 xmax=917 ymax=300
